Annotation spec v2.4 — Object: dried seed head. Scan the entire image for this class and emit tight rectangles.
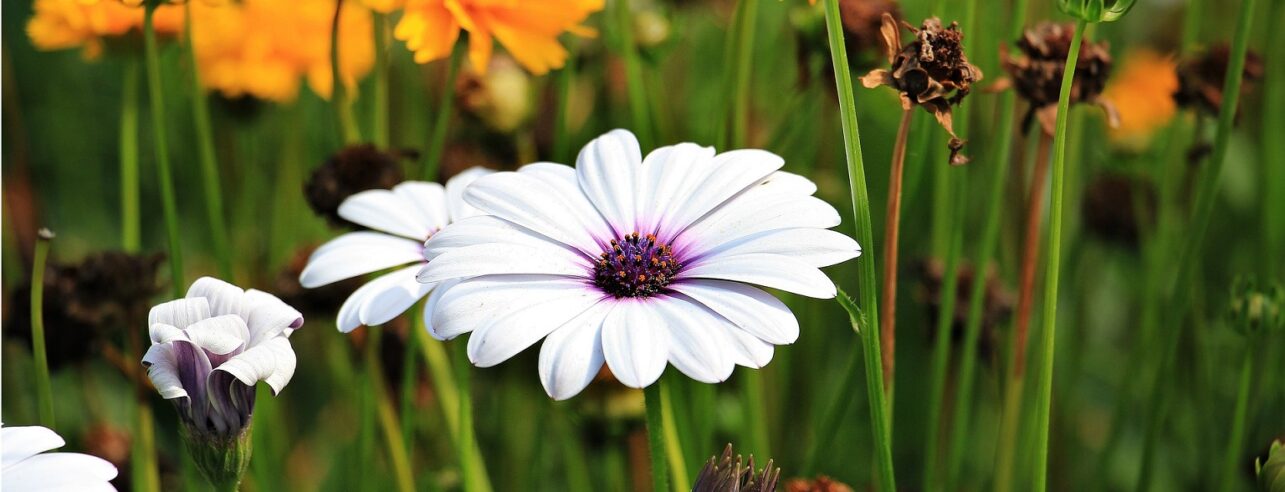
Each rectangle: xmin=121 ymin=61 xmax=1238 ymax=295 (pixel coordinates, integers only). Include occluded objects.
xmin=305 ymin=144 xmax=409 ymax=228
xmin=1001 ymin=22 xmax=1118 ymax=135
xmin=1081 ymin=173 xmax=1156 ymax=248
xmin=1174 ymin=43 xmax=1265 ymax=117
xmin=861 ymin=14 xmax=982 ymax=165
xmin=692 ymin=444 xmax=781 ymax=492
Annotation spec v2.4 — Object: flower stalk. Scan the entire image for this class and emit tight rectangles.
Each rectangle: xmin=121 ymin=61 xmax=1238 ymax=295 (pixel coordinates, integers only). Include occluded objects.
xmin=363 ymin=330 xmax=415 ymax=492
xmin=1218 ymin=351 xmax=1255 ymax=491
xmin=660 ymin=378 xmax=689 ymax=491
xmin=30 ymin=228 xmax=55 ymax=427
xmin=143 ymin=3 xmax=185 ymax=298
xmin=1014 ymin=132 xmax=1053 ymax=376
xmin=422 ymin=43 xmax=463 ymax=180
xmin=184 ymin=2 xmax=233 ymax=280
xmin=879 ymin=108 xmax=913 ymax=395
xmin=120 ymin=60 xmax=141 ymax=252
xmin=822 ymin=0 xmax=895 ymax=490
xmin=644 ymin=381 xmax=670 ymax=492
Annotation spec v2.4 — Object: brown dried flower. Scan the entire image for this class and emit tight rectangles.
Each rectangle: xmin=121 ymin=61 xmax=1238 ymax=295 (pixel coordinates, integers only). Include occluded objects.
xmin=861 ymin=14 xmax=982 ymax=165
xmin=1000 ymin=22 xmax=1118 ymax=136
xmin=785 ymin=475 xmax=855 ymax=492
xmin=304 ymin=144 xmax=410 ymax=227
xmin=692 ymin=444 xmax=781 ymax=492
xmin=1174 ymin=43 xmax=1265 ymax=117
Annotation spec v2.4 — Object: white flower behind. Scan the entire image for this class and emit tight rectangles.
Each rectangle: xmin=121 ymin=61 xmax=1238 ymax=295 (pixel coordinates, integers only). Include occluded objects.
xmin=142 ymin=277 xmax=303 ymax=439
xmin=418 ymin=129 xmax=861 ymax=399
xmin=299 ymin=167 xmax=494 ymax=332
xmin=2 ymin=424 xmax=118 ymax=492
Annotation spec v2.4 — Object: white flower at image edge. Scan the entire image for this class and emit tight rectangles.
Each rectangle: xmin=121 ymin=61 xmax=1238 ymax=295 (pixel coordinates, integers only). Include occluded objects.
xmin=418 ymin=129 xmax=862 ymax=400
xmin=1 ymin=425 xmax=118 ymax=492
xmin=298 ymin=167 xmax=494 ymax=332
xmin=142 ymin=277 xmax=303 ymax=438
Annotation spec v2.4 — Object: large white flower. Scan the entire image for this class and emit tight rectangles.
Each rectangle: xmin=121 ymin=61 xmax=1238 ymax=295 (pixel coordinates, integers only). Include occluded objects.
xmin=417 ymin=129 xmax=861 ymax=399
xmin=141 ymin=277 xmax=303 ymax=438
xmin=299 ymin=167 xmax=494 ymax=332
xmin=1 ymin=425 xmax=118 ymax=492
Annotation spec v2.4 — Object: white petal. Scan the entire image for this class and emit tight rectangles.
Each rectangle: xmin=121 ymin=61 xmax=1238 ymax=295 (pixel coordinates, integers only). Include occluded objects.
xmin=299 ymin=232 xmax=424 ymax=288
xmin=147 ymin=298 xmax=211 ymax=330
xmin=339 ymin=188 xmax=435 ymax=240
xmin=213 ymin=336 xmax=296 ymax=395
xmin=185 ymin=277 xmax=246 ymax=318
xmin=432 ymin=275 xmax=602 ymax=341
xmin=722 ymin=325 xmax=775 ymax=368
xmin=2 ymin=452 xmax=118 ymax=490
xmin=1 ymin=426 xmax=65 ymax=468
xmin=181 ymin=315 xmax=249 ymax=356
xmin=659 ymin=149 xmax=784 ymax=237
xmin=148 ymin=323 xmax=189 ymax=344
xmin=464 ymin=170 xmax=610 ymax=255
xmin=681 ymin=253 xmax=837 ymax=299
xmin=241 ymin=290 xmax=304 ymax=346
xmin=600 ymin=300 xmax=669 ymax=389
xmin=576 ymin=129 xmax=643 ymax=234
xmin=336 ymin=268 xmax=418 ymax=333
xmin=416 ymin=243 xmax=591 ymax=284
xmin=445 ymin=167 xmax=495 ymax=222
xmin=694 ymin=228 xmax=861 ymax=269
xmin=651 ymin=295 xmax=734 ymax=383
xmin=635 ymin=143 xmax=717 ymax=236
xmin=466 ymin=289 xmax=603 ymax=367
xmin=393 ymin=181 xmax=450 ymax=233
xmin=359 ymin=265 xmax=433 ymax=327
xmin=678 ymin=195 xmax=840 ymax=257
xmin=538 ymin=302 xmax=612 ymax=400
xmin=670 ymin=279 xmax=799 ymax=344
xmin=141 ymin=344 xmax=189 ymax=400
xmin=421 ymin=279 xmax=459 ymax=340
xmin=422 ymin=215 xmax=566 ymax=260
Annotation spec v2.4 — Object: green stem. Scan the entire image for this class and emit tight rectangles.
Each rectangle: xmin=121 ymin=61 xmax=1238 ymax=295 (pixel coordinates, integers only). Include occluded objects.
xmin=422 ymin=43 xmax=463 ymax=180
xmin=120 ymin=60 xmax=141 ymax=252
xmin=330 ymin=0 xmax=361 ymax=145
xmin=144 ymin=4 xmax=185 ymax=298
xmin=728 ymin=0 xmax=757 ymax=149
xmin=372 ymin=13 xmax=389 ymax=148
xmin=613 ymin=0 xmax=653 ymax=149
xmin=184 ymin=2 xmax=232 ymax=280
xmin=1218 ymin=351 xmax=1255 ymax=492
xmin=552 ymin=57 xmax=576 ymax=163
xmin=133 ymin=401 xmax=161 ymax=492
xmin=822 ymin=0 xmax=895 ymax=490
xmin=659 ymin=378 xmax=689 ymax=491
xmin=1030 ymin=18 xmax=1087 ymax=492
xmin=417 ymin=329 xmax=494 ymax=491
xmin=452 ymin=342 xmax=486 ymax=492
xmin=364 ymin=330 xmax=415 ymax=492
xmin=30 ymin=230 xmax=55 ymax=427
xmin=1263 ymin=0 xmax=1285 ymax=275
xmin=643 ymin=382 xmax=669 ymax=492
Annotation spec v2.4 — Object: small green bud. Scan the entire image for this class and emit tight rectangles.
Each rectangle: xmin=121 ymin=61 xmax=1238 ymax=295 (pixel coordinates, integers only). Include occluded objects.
xmin=1057 ymin=0 xmax=1136 ymax=23
xmin=181 ymin=422 xmax=253 ymax=492
xmin=1258 ymin=440 xmax=1285 ymax=492
xmin=1229 ymin=277 xmax=1284 ymax=337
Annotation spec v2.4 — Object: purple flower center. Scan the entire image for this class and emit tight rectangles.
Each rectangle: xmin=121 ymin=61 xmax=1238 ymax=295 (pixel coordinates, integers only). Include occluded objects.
xmin=593 ymin=231 xmax=682 ymax=298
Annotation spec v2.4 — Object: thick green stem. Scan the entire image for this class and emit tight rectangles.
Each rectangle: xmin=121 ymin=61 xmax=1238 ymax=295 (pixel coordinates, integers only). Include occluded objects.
xmin=184 ymin=2 xmax=232 ymax=280
xmin=364 ymin=330 xmax=415 ymax=492
xmin=1263 ymin=0 xmax=1285 ymax=275
xmin=422 ymin=43 xmax=463 ymax=180
xmin=372 ymin=13 xmax=389 ymax=148
xmin=30 ymin=230 xmax=55 ymax=427
xmin=643 ymin=382 xmax=669 ymax=492
xmin=120 ymin=60 xmax=141 ymax=252
xmin=613 ymin=0 xmax=653 ymax=149
xmin=659 ymin=379 xmax=689 ymax=492
xmin=144 ymin=5 xmax=185 ymax=298
xmin=822 ymin=0 xmax=895 ymax=490
xmin=416 ymin=328 xmax=492 ymax=491
xmin=330 ymin=0 xmax=361 ymax=145
xmin=1030 ymin=18 xmax=1087 ymax=492
xmin=1218 ymin=352 xmax=1255 ymax=491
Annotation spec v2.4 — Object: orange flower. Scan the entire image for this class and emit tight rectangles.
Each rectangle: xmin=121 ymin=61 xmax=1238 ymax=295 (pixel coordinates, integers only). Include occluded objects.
xmin=390 ymin=0 xmax=603 ymax=75
xmin=1103 ymin=49 xmax=1178 ymax=147
xmin=26 ymin=0 xmax=183 ymax=59
xmin=190 ymin=0 xmax=373 ymax=102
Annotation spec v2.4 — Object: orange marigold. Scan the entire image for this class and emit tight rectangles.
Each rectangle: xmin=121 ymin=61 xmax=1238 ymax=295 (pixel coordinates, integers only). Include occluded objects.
xmin=1103 ymin=49 xmax=1178 ymax=147
xmin=26 ymin=0 xmax=182 ymax=59
xmin=389 ymin=0 xmax=603 ymax=75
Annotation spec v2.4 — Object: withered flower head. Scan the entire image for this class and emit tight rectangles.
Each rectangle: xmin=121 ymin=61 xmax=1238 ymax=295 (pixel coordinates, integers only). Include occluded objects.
xmin=785 ymin=475 xmax=855 ymax=492
xmin=692 ymin=444 xmax=781 ymax=492
xmin=1174 ymin=43 xmax=1265 ymax=117
xmin=861 ymin=14 xmax=982 ymax=165
xmin=5 ymin=251 xmax=165 ymax=369
xmin=914 ymin=257 xmax=1014 ymax=360
xmin=1081 ymin=173 xmax=1155 ymax=247
xmin=1001 ymin=22 xmax=1118 ymax=135
xmin=304 ymin=144 xmax=410 ymax=227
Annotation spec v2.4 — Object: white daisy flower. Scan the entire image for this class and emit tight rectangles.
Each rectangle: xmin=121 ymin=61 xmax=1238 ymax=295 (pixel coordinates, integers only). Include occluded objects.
xmin=142 ymin=277 xmax=304 ymax=438
xmin=299 ymin=167 xmax=495 ymax=332
xmin=417 ymin=129 xmax=861 ymax=400
xmin=1 ymin=425 xmax=118 ymax=492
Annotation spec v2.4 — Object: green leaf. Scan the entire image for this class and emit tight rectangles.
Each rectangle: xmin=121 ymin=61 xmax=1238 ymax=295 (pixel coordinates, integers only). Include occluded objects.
xmin=835 ymin=286 xmax=865 ymax=334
